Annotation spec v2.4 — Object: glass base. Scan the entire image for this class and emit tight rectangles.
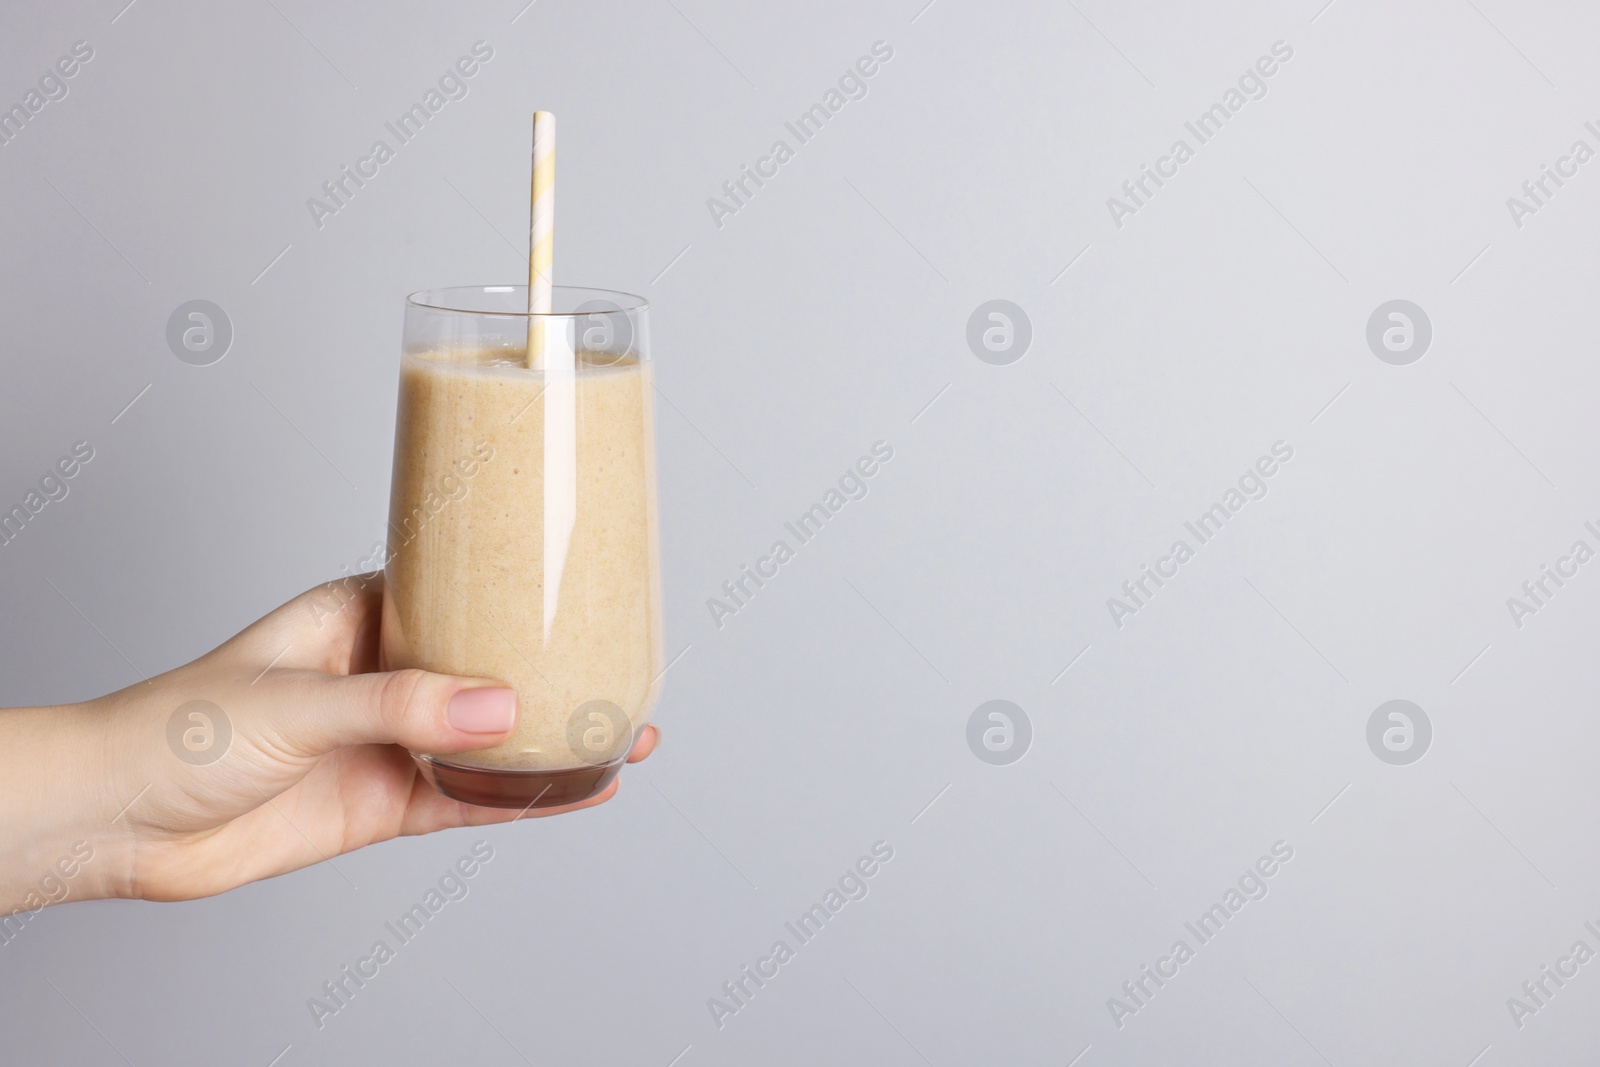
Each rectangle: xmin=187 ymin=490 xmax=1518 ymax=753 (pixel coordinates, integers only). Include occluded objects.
xmin=413 ymin=753 xmax=625 ymax=810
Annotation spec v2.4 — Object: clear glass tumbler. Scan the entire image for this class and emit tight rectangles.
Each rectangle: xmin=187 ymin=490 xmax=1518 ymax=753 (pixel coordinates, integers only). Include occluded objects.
xmin=380 ymin=285 xmax=662 ymax=808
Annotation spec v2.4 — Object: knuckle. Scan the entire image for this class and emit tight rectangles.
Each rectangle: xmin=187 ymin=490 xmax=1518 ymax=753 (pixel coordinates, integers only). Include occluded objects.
xmin=377 ymin=668 xmax=434 ymax=730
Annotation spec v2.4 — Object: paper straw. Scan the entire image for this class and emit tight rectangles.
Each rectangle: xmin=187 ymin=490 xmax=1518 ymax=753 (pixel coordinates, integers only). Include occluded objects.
xmin=526 ymin=111 xmax=575 ymax=632
xmin=543 ymin=315 xmax=577 ymax=640
xmin=527 ymin=110 xmax=555 ymax=367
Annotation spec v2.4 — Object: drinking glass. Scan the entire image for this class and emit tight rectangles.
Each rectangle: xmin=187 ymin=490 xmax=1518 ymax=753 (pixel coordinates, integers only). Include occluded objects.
xmin=380 ymin=285 xmax=661 ymax=808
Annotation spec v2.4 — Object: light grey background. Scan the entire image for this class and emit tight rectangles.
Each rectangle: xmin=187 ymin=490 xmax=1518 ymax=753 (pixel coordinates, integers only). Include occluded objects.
xmin=2 ymin=0 xmax=1597 ymax=1063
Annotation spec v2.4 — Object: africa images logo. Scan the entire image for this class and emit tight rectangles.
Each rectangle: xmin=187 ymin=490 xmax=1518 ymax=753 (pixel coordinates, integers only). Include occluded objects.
xmin=1105 ymin=40 xmax=1294 ymax=229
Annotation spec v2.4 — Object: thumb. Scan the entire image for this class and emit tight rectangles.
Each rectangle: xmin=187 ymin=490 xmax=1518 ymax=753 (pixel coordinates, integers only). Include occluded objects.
xmin=255 ymin=668 xmax=519 ymax=758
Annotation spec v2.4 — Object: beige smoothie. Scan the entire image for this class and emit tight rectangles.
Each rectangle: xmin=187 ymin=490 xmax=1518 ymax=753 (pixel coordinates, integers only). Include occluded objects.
xmin=380 ymin=345 xmax=662 ymax=772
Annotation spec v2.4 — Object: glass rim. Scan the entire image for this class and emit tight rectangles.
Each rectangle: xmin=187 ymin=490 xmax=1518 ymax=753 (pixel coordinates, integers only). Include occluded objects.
xmin=405 ymin=284 xmax=650 ymax=318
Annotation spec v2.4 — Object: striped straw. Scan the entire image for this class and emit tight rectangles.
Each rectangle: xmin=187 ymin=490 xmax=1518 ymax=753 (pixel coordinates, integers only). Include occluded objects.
xmin=527 ymin=110 xmax=555 ymax=367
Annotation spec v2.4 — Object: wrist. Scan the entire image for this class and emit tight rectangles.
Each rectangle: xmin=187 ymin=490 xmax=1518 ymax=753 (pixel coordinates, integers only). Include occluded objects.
xmin=0 ymin=701 xmax=122 ymax=920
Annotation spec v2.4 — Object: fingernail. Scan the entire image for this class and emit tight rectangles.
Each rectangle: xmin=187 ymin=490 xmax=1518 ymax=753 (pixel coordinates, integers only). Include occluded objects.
xmin=447 ymin=687 xmax=517 ymax=733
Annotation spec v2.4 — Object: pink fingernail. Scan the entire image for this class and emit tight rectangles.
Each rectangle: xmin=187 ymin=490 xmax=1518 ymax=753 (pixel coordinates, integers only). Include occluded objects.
xmin=447 ymin=688 xmax=517 ymax=733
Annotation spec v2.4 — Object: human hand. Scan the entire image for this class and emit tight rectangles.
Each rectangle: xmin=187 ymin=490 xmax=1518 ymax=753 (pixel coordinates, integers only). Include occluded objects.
xmin=0 ymin=574 xmax=658 ymax=913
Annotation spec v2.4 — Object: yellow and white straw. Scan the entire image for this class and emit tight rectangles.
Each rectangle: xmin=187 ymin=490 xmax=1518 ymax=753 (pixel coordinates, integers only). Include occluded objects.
xmin=527 ymin=110 xmax=576 ymax=635
xmin=527 ymin=110 xmax=556 ymax=366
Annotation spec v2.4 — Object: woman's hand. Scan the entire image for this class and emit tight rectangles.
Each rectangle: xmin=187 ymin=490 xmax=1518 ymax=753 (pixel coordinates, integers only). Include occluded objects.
xmin=0 ymin=573 xmax=657 ymax=913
